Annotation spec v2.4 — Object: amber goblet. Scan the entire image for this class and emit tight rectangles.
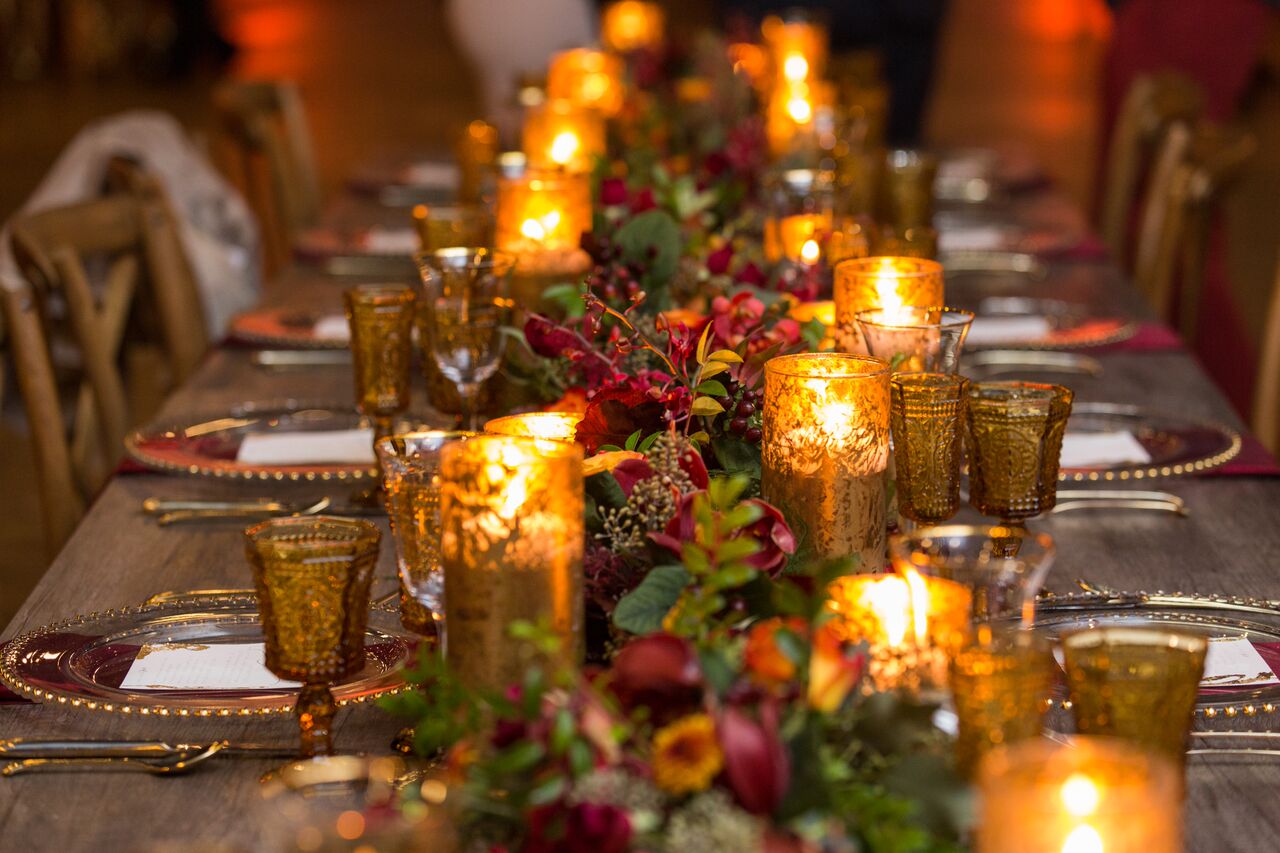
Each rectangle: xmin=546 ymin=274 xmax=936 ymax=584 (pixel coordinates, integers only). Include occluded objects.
xmin=964 ymin=381 xmax=1073 ymax=523
xmin=343 ymin=284 xmax=417 ymax=443
xmin=890 ymin=373 xmax=969 ymax=526
xmin=245 ymin=517 xmax=381 ymax=758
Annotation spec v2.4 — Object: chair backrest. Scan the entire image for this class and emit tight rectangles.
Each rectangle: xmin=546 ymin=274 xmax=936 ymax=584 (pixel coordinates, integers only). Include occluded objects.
xmin=1100 ymin=72 xmax=1204 ymax=267
xmin=212 ymin=79 xmax=320 ymax=277
xmin=1131 ymin=120 xmax=1255 ymax=337
xmin=1254 ymin=256 xmax=1280 ymax=454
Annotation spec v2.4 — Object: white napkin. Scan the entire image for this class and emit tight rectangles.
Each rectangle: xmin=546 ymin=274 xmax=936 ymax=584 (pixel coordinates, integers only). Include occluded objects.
xmin=312 ymin=314 xmax=351 ymax=342
xmin=938 ymin=225 xmax=1011 ymax=253
xmin=359 ymin=226 xmax=419 ymax=255
xmin=402 ymin=161 xmax=460 ymax=189
xmin=1203 ymin=637 xmax=1280 ymax=687
xmin=120 ymin=643 xmax=300 ymax=691
xmin=966 ymin=315 xmax=1053 ymax=345
xmin=237 ymin=428 xmax=375 ymax=465
xmin=1059 ymin=431 xmax=1152 ymax=468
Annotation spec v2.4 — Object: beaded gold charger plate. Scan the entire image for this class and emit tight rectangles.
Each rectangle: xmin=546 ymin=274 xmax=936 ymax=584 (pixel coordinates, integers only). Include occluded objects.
xmin=0 ymin=594 xmax=416 ymax=717
xmin=1059 ymin=403 xmax=1241 ymax=482
xmin=1032 ymin=601 xmax=1280 ymax=717
xmin=125 ymin=401 xmax=446 ymax=482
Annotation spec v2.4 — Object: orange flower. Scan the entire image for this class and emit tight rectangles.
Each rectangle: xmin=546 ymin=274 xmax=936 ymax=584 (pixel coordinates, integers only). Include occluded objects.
xmin=744 ymin=617 xmax=808 ymax=687
xmin=651 ymin=714 xmax=724 ymax=794
xmin=808 ymin=621 xmax=865 ymax=713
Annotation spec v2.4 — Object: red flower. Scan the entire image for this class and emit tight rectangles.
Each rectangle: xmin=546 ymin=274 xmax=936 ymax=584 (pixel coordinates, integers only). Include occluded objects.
xmin=735 ymin=261 xmax=766 ymax=286
xmin=525 ymin=315 xmax=583 ymax=359
xmin=706 ymin=243 xmax=734 ymax=276
xmin=630 ymin=187 xmax=657 ymax=214
xmin=609 ymin=633 xmax=703 ymax=716
xmin=600 ymin=178 xmax=630 ymax=207
xmin=576 ymin=387 xmax=667 ymax=454
xmin=651 ymin=492 xmax=795 ymax=574
xmin=610 ymin=440 xmax=708 ymax=497
xmin=718 ymin=702 xmax=791 ymax=816
xmin=526 ymin=803 xmax=631 ymax=853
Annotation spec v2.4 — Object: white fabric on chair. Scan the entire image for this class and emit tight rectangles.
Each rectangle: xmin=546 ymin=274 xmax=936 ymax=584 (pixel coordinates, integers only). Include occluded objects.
xmin=0 ymin=110 xmax=261 ymax=336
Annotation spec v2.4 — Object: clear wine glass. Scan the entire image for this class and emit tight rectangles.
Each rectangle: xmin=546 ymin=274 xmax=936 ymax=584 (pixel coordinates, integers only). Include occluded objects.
xmin=415 ymin=247 xmax=514 ymax=429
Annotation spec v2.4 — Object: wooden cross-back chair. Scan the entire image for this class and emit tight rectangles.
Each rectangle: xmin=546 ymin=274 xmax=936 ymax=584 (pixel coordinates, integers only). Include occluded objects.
xmin=1252 ymin=255 xmax=1280 ymax=455
xmin=212 ymin=79 xmax=321 ymax=278
xmin=1131 ymin=119 xmax=1256 ymax=341
xmin=1100 ymin=72 xmax=1205 ymax=267
xmin=6 ymin=177 xmax=208 ymax=554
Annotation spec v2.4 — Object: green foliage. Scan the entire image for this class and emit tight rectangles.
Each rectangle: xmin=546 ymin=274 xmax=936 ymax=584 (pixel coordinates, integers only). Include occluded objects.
xmin=615 ymin=209 xmax=682 ymax=307
xmin=611 ymin=564 xmax=692 ymax=634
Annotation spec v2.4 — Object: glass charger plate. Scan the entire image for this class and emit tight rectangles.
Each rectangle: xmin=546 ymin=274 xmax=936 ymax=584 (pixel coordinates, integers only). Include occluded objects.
xmin=228 ymin=307 xmax=349 ymax=350
xmin=1059 ymin=402 xmax=1241 ymax=481
xmin=0 ymin=595 xmax=417 ymax=716
xmin=1031 ymin=604 xmax=1280 ymax=716
xmin=125 ymin=400 xmax=445 ymax=482
xmin=965 ymin=297 xmax=1137 ymax=350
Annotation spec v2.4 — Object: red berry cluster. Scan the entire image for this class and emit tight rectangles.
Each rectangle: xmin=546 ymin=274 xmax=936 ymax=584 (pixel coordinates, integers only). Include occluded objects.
xmin=716 ymin=383 xmax=762 ymax=444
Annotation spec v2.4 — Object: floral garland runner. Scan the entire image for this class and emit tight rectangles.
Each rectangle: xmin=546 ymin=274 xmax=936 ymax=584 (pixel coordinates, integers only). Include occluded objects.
xmin=385 ymin=26 xmax=971 ymax=853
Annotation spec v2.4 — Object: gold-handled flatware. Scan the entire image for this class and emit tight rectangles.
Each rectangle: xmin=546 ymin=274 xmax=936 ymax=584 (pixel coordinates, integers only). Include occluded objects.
xmin=154 ymin=496 xmax=331 ymax=526
xmin=2 ymin=742 xmax=226 ymax=776
xmin=0 ymin=739 xmax=296 ymax=760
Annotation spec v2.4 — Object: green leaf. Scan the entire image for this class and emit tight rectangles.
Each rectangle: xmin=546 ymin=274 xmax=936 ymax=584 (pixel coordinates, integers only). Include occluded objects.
xmin=586 ymin=468 xmax=628 ymax=510
xmin=695 ymin=379 xmax=729 ymax=397
xmin=489 ymin=740 xmax=545 ymax=775
xmin=615 ymin=209 xmax=682 ymax=288
xmin=637 ymin=431 xmax=662 ymax=452
xmin=624 ymin=429 xmax=643 ymax=451
xmin=690 ymin=397 xmax=725 ymax=417
xmin=712 ymin=436 xmax=761 ymax=481
xmin=611 ymin=565 xmax=691 ymax=634
xmin=698 ymin=361 xmax=728 ymax=381
xmin=567 ymin=738 xmax=594 ymax=777
xmin=707 ymin=563 xmax=758 ymax=590
xmin=707 ymin=349 xmax=744 ymax=364
xmin=540 ymin=282 xmax=587 ymax=317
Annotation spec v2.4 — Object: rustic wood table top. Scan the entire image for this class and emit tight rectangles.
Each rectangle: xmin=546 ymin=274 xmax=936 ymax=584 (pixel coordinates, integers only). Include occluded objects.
xmin=3 ymin=192 xmax=1279 ymax=852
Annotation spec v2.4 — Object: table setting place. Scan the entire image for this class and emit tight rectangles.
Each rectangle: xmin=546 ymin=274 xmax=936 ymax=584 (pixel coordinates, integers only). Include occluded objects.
xmin=7 ymin=7 xmax=1280 ymax=853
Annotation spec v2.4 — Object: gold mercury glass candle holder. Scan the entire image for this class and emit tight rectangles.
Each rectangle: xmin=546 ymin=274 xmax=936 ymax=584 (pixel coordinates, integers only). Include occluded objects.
xmin=521 ymin=99 xmax=606 ymax=173
xmin=889 ymin=373 xmax=969 ymax=526
xmin=244 ymin=516 xmax=381 ymax=758
xmin=343 ymin=284 xmax=416 ymax=443
xmin=602 ymin=1 xmax=665 ymax=53
xmin=949 ymin=627 xmax=1054 ymax=779
xmin=494 ymin=168 xmax=592 ymax=306
xmin=761 ymin=353 xmax=891 ymax=570
xmin=858 ymin=307 xmax=974 ymax=374
xmin=964 ymin=381 xmax=1073 ymax=523
xmin=977 ymin=736 xmax=1183 ymax=853
xmin=833 ymin=256 xmax=944 ymax=355
xmin=547 ymin=48 xmax=625 ymax=117
xmin=484 ymin=411 xmax=583 ymax=442
xmin=1062 ymin=627 xmax=1208 ymax=768
xmin=438 ymin=435 xmax=585 ymax=692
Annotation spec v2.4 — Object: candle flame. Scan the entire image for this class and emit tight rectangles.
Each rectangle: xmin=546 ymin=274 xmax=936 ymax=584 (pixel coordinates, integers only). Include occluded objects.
xmin=874 ymin=258 xmax=909 ymax=319
xmin=782 ymin=53 xmax=809 ymax=82
xmin=549 ymin=131 xmax=580 ymax=165
xmin=520 ymin=209 xmax=562 ymax=243
xmin=786 ymin=94 xmax=813 ymax=124
xmin=581 ymin=72 xmax=609 ymax=102
xmin=858 ymin=576 xmax=911 ymax=648
xmin=902 ymin=568 xmax=930 ymax=644
xmin=1061 ymin=824 xmax=1103 ymax=853
xmin=800 ymin=238 xmax=821 ymax=264
xmin=1060 ymin=775 xmax=1100 ymax=817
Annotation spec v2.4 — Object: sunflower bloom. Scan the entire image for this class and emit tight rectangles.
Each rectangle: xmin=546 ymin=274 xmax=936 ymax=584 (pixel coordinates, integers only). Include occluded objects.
xmin=651 ymin=714 xmax=724 ymax=795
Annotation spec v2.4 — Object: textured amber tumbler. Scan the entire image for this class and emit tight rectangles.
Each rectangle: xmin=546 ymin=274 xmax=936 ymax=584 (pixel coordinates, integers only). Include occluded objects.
xmin=890 ymin=373 xmax=968 ymax=525
xmin=964 ymin=381 xmax=1073 ymax=521
xmin=438 ymin=436 xmax=585 ymax=692
xmin=245 ymin=516 xmax=381 ymax=757
xmin=1063 ymin=627 xmax=1207 ymax=767
xmin=343 ymin=284 xmax=416 ymax=442
xmin=761 ymin=353 xmax=891 ymax=569
xmin=833 ymin=256 xmax=944 ymax=354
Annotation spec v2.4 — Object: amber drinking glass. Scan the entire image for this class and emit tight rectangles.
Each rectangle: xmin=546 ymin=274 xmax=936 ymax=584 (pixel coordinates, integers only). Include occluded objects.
xmin=415 ymin=248 xmax=514 ymax=429
xmin=245 ymin=517 xmax=381 ymax=758
xmin=411 ymin=204 xmax=494 ymax=253
xmin=950 ymin=628 xmax=1054 ymax=778
xmin=964 ymin=381 xmax=1073 ymax=522
xmin=889 ymin=373 xmax=969 ymax=525
xmin=375 ymin=431 xmax=478 ymax=634
xmin=878 ymin=148 xmax=938 ymax=230
xmin=859 ymin=307 xmax=974 ymax=375
xmin=1062 ymin=627 xmax=1208 ymax=767
xmin=343 ymin=284 xmax=417 ymax=443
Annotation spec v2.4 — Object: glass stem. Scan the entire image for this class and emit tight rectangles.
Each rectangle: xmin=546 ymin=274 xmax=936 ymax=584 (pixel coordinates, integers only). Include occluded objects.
xmin=296 ymin=681 xmax=337 ymax=757
xmin=373 ymin=415 xmax=395 ymax=443
xmin=459 ymin=382 xmax=481 ymax=431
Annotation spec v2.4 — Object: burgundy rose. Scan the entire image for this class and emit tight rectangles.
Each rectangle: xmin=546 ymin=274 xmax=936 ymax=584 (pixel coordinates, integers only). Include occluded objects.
xmin=629 ymin=187 xmax=657 ymax=214
xmin=735 ymin=261 xmax=766 ymax=286
xmin=576 ymin=387 xmax=667 ymax=454
xmin=565 ymin=803 xmax=632 ymax=853
xmin=718 ymin=702 xmax=791 ymax=816
xmin=703 ymin=151 xmax=730 ymax=178
xmin=600 ymin=178 xmax=630 ymax=207
xmin=651 ymin=493 xmax=795 ymax=574
xmin=609 ymin=633 xmax=703 ymax=715
xmin=705 ymin=243 xmax=734 ymax=276
xmin=525 ymin=315 xmax=584 ymax=359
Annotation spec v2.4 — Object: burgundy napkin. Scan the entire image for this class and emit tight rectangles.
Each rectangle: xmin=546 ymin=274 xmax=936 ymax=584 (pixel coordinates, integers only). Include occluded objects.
xmin=1038 ymin=234 xmax=1109 ymax=263
xmin=1095 ymin=321 xmax=1183 ymax=354
xmin=1207 ymin=433 xmax=1280 ymax=477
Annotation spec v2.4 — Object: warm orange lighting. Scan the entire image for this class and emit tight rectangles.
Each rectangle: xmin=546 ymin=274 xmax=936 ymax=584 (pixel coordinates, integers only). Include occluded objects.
xmin=602 ymin=1 xmax=665 ymax=52
xmin=800 ymin=239 xmax=821 ymax=264
xmin=782 ymin=53 xmax=810 ymax=83
xmin=833 ymin=257 xmax=945 ymax=354
xmin=485 ymin=412 xmax=582 ymax=443
xmin=547 ymin=48 xmax=626 ymax=117
xmin=522 ymin=100 xmax=605 ymax=173
xmin=786 ymin=91 xmax=813 ymax=124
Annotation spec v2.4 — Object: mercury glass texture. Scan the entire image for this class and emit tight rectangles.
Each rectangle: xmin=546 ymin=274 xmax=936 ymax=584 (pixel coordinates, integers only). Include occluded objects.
xmin=761 ymin=353 xmax=891 ymax=569
xmin=889 ymin=373 xmax=968 ymax=524
xmin=833 ymin=256 xmax=944 ymax=354
xmin=965 ymin=381 xmax=1073 ymax=520
xmin=439 ymin=436 xmax=585 ymax=692
xmin=244 ymin=516 xmax=380 ymax=757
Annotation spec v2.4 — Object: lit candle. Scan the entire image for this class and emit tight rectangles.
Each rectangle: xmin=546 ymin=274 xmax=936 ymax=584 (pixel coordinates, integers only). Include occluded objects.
xmin=495 ymin=168 xmax=593 ymax=303
xmin=547 ymin=48 xmax=625 ymax=117
xmin=601 ymin=1 xmax=665 ymax=53
xmin=438 ymin=436 xmax=585 ymax=692
xmin=761 ymin=13 xmax=828 ymax=85
xmin=484 ymin=411 xmax=582 ymax=442
xmin=522 ymin=100 xmax=605 ymax=173
xmin=761 ymin=354 xmax=891 ymax=570
xmin=834 ymin=256 xmax=944 ymax=354
xmin=977 ymin=738 xmax=1182 ymax=853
